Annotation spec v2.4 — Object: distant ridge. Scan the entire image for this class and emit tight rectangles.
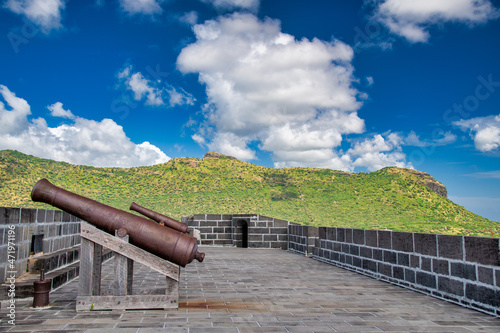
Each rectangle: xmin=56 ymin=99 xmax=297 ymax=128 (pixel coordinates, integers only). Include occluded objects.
xmin=203 ymin=151 xmax=237 ymax=160
xmin=0 ymin=149 xmax=498 ymax=237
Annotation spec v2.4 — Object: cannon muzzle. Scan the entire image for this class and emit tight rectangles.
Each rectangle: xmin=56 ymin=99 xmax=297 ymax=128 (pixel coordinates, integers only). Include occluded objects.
xmin=130 ymin=202 xmax=189 ymax=233
xmin=31 ymin=179 xmax=204 ymax=267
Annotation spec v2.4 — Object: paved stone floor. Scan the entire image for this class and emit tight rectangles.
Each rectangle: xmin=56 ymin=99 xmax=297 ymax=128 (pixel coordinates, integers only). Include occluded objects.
xmin=1 ymin=247 xmax=499 ymax=332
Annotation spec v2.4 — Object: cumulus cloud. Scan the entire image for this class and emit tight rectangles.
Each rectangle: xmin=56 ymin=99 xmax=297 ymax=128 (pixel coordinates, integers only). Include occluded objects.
xmin=454 ymin=114 xmax=500 ymax=152
xmin=47 ymin=101 xmax=75 ymax=119
xmin=0 ymin=84 xmax=170 ymax=167
xmin=4 ymin=0 xmax=66 ymax=33
xmin=119 ymin=0 xmax=163 ymax=15
xmin=118 ymin=65 xmax=195 ymax=107
xmin=348 ymin=133 xmax=413 ymax=171
xmin=201 ymin=0 xmax=259 ymax=12
xmin=178 ymin=13 xmax=365 ymax=169
xmin=371 ymin=0 xmax=499 ymax=43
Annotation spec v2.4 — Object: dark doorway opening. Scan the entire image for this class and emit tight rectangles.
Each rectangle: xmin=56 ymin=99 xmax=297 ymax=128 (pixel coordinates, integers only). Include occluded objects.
xmin=235 ymin=219 xmax=248 ymax=248
xmin=31 ymin=234 xmax=44 ymax=255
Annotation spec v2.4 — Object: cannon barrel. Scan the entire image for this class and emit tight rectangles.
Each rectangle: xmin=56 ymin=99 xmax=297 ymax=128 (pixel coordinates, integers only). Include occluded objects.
xmin=130 ymin=202 xmax=189 ymax=233
xmin=31 ymin=179 xmax=204 ymax=267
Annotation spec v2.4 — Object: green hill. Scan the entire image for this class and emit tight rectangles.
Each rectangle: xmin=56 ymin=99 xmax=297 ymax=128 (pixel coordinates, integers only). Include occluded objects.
xmin=0 ymin=149 xmax=498 ymax=237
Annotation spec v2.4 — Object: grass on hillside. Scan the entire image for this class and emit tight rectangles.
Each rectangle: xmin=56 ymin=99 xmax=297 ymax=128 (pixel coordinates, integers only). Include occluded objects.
xmin=1 ymin=149 xmax=498 ymax=237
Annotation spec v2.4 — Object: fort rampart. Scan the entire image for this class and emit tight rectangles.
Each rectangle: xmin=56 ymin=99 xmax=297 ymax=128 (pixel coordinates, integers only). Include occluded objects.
xmin=1 ymin=207 xmax=498 ymax=317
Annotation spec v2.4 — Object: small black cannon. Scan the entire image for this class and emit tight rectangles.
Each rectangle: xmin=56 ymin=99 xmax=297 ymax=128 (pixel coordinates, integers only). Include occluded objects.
xmin=31 ymin=179 xmax=204 ymax=267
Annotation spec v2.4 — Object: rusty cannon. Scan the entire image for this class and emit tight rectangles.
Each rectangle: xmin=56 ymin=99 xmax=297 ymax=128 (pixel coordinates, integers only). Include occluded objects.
xmin=130 ymin=202 xmax=189 ymax=233
xmin=31 ymin=179 xmax=204 ymax=267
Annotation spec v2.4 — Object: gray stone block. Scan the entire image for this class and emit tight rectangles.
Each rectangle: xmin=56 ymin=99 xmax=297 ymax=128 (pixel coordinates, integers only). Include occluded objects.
xmin=383 ymin=250 xmax=397 ymax=264
xmin=345 ymin=228 xmax=353 ymax=243
xmin=319 ymin=227 xmax=327 ymax=240
xmin=360 ymin=246 xmax=372 ymax=258
xmin=379 ymin=263 xmax=392 ymax=277
xmin=416 ymin=271 xmax=436 ymax=289
xmin=20 ymin=208 xmax=37 ymax=223
xmin=206 ymin=214 xmax=221 ymax=221
xmin=415 ymin=233 xmax=437 ymax=256
xmin=378 ymin=230 xmax=391 ymax=249
xmin=308 ymin=226 xmax=319 ymax=238
xmin=45 ymin=210 xmax=54 ymax=222
xmin=365 ymin=229 xmax=377 ymax=247
xmin=362 ymin=258 xmax=377 ymax=272
xmin=405 ymin=268 xmax=416 ymax=284
xmin=327 ymin=227 xmax=336 ymax=241
xmin=432 ymin=259 xmax=449 ymax=275
xmin=0 ymin=207 xmax=20 ymax=224
xmin=438 ymin=277 xmax=464 ymax=296
xmin=398 ymin=253 xmax=410 ymax=267
xmin=438 ymin=235 xmax=463 ymax=260
xmin=466 ymin=283 xmax=499 ymax=307
xmin=264 ymin=234 xmax=277 ymax=241
xmin=193 ymin=214 xmax=206 ymax=220
xmin=273 ymin=218 xmax=288 ymax=228
xmin=451 ymin=262 xmax=477 ymax=281
xmin=336 ymin=228 xmax=345 ymax=242
xmin=352 ymin=229 xmax=365 ymax=245
xmin=464 ymin=236 xmax=500 ymax=266
xmin=392 ymin=231 xmax=413 ymax=252
xmin=349 ymin=244 xmax=359 ymax=256
xmin=36 ymin=209 xmax=46 ymax=223
xmin=393 ymin=266 xmax=404 ymax=280
xmin=421 ymin=257 xmax=432 ymax=272
xmin=478 ymin=266 xmax=494 ymax=285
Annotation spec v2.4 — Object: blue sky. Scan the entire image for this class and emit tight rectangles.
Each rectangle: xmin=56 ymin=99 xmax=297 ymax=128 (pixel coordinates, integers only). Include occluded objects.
xmin=1 ymin=0 xmax=500 ymax=222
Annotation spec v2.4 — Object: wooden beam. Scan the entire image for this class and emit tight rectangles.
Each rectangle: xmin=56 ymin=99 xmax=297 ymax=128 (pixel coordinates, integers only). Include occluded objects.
xmin=76 ymin=295 xmax=178 ymax=311
xmin=80 ymin=222 xmax=179 ymax=281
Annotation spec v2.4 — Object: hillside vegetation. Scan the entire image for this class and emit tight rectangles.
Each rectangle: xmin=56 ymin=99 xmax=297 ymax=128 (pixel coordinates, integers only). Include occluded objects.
xmin=1 ymin=150 xmax=498 ymax=237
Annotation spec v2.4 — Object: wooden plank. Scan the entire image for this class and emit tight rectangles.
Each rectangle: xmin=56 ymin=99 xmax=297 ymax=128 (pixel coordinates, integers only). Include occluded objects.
xmin=80 ymin=222 xmax=179 ymax=281
xmin=114 ymin=232 xmax=128 ymax=296
xmin=114 ymin=232 xmax=130 ymax=296
xmin=127 ymin=259 xmax=134 ymax=295
xmin=166 ymin=269 xmax=179 ymax=299
xmin=78 ymin=237 xmax=94 ymax=296
xmin=76 ymin=295 xmax=178 ymax=312
xmin=92 ymin=243 xmax=102 ymax=296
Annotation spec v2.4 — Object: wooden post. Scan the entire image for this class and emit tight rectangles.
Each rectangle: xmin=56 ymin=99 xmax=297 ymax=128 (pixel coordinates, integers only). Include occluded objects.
xmin=76 ymin=221 xmax=180 ymax=312
xmin=79 ymin=238 xmax=102 ymax=296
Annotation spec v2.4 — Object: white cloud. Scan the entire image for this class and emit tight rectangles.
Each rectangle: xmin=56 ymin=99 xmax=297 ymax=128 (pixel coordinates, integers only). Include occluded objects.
xmin=466 ymin=170 xmax=500 ymax=179
xmin=201 ymin=0 xmax=259 ymax=12
xmin=119 ymin=0 xmax=163 ymax=15
xmin=177 ymin=13 xmax=365 ymax=168
xmin=4 ymin=0 xmax=66 ymax=34
xmin=453 ymin=114 xmax=500 ymax=152
xmin=404 ymin=130 xmax=456 ymax=147
xmin=0 ymin=84 xmax=170 ymax=167
xmin=371 ymin=0 xmax=499 ymax=43
xmin=348 ymin=133 xmax=413 ymax=171
xmin=179 ymin=11 xmax=198 ymax=25
xmin=128 ymin=72 xmax=164 ymax=106
xmin=47 ymin=101 xmax=75 ymax=119
xmin=208 ymin=132 xmax=256 ymax=160
xmin=118 ymin=65 xmax=195 ymax=107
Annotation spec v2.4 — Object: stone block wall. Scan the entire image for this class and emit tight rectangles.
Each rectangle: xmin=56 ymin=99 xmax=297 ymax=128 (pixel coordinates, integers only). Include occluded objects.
xmin=288 ymin=223 xmax=318 ymax=256
xmin=290 ymin=226 xmax=500 ymax=317
xmin=182 ymin=214 xmax=289 ymax=249
xmin=0 ymin=207 xmax=81 ymax=282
